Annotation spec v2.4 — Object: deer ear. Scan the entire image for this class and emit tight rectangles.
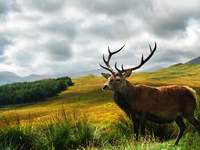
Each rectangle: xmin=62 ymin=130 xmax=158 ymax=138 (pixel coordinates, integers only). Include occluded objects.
xmin=123 ymin=70 xmax=132 ymax=78
xmin=101 ymin=73 xmax=111 ymax=79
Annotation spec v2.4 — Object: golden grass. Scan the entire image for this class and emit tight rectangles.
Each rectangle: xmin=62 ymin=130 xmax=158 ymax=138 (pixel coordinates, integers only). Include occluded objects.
xmin=0 ymin=64 xmax=200 ymax=126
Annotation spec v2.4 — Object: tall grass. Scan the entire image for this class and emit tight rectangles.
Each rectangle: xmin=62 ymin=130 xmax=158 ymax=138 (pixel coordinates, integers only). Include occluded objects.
xmin=1 ymin=109 xmax=200 ymax=150
xmin=0 ymin=110 xmax=96 ymax=150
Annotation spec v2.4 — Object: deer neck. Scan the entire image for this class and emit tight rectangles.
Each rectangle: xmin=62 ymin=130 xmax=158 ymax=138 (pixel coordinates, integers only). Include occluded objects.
xmin=113 ymin=80 xmax=135 ymax=115
xmin=114 ymin=80 xmax=134 ymax=95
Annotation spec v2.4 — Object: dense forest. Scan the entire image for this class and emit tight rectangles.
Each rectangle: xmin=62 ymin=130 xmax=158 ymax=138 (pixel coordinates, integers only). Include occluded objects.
xmin=0 ymin=76 xmax=73 ymax=106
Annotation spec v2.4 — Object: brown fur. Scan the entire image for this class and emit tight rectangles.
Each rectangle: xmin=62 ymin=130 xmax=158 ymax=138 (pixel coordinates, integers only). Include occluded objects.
xmin=117 ymin=81 xmax=197 ymax=120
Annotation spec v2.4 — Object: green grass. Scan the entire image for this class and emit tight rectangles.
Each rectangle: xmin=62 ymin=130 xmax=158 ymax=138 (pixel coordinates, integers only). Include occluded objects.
xmin=0 ymin=64 xmax=200 ymax=149
xmin=1 ymin=111 xmax=200 ymax=150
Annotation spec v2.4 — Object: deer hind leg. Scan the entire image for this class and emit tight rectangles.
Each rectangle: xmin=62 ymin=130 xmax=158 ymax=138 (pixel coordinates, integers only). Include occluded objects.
xmin=175 ymin=116 xmax=186 ymax=145
xmin=186 ymin=116 xmax=200 ymax=132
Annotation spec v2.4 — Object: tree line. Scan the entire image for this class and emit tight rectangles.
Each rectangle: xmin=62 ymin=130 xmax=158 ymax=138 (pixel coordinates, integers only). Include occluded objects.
xmin=0 ymin=76 xmax=73 ymax=106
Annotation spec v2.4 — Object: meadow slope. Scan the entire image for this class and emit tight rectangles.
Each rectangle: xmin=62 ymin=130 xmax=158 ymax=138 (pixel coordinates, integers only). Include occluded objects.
xmin=0 ymin=64 xmax=200 ymax=126
xmin=0 ymin=64 xmax=200 ymax=149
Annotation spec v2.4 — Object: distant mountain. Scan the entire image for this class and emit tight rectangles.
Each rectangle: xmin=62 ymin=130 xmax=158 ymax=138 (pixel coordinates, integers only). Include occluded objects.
xmin=0 ymin=72 xmax=21 ymax=85
xmin=0 ymin=71 xmax=49 ymax=85
xmin=23 ymin=74 xmax=48 ymax=82
xmin=186 ymin=56 xmax=200 ymax=64
xmin=68 ymin=69 xmax=102 ymax=77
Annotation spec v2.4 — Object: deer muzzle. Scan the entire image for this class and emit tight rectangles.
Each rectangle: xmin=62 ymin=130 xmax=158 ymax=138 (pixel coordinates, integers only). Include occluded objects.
xmin=102 ymin=85 xmax=109 ymax=90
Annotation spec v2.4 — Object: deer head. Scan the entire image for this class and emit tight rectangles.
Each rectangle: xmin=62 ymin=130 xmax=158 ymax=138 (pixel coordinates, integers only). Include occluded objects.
xmin=100 ymin=42 xmax=157 ymax=91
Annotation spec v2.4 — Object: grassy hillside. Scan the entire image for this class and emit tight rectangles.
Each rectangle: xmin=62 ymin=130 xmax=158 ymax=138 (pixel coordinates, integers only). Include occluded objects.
xmin=0 ymin=64 xmax=200 ymax=149
xmin=0 ymin=64 xmax=200 ymax=126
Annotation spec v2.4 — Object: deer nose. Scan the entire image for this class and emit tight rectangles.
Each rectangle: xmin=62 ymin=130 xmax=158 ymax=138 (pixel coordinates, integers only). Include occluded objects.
xmin=102 ymin=85 xmax=108 ymax=90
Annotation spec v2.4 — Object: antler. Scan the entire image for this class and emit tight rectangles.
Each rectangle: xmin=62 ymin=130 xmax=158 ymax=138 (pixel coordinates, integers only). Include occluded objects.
xmin=115 ymin=42 xmax=157 ymax=74
xmin=99 ymin=45 xmax=125 ymax=75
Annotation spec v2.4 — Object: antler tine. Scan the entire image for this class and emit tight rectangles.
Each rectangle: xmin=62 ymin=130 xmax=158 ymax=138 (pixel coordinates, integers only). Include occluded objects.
xmin=103 ymin=54 xmax=108 ymax=67
xmin=121 ymin=64 xmax=124 ymax=71
xmin=149 ymin=43 xmax=152 ymax=52
xmin=114 ymin=62 xmax=123 ymax=76
xmin=111 ymin=45 xmax=125 ymax=55
xmin=108 ymin=46 xmax=111 ymax=54
xmin=105 ymin=45 xmax=125 ymax=67
xmin=99 ymin=63 xmax=115 ymax=74
xmin=129 ymin=42 xmax=157 ymax=71
xmin=120 ymin=42 xmax=157 ymax=73
xmin=100 ymin=45 xmax=125 ymax=75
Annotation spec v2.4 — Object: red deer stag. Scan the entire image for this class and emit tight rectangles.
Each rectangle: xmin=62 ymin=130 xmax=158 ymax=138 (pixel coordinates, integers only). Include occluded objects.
xmin=99 ymin=42 xmax=200 ymax=145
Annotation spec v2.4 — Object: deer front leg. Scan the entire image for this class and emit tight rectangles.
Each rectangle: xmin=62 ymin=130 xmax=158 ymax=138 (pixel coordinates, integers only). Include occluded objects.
xmin=133 ymin=119 xmax=140 ymax=141
xmin=140 ymin=114 xmax=146 ymax=137
xmin=140 ymin=120 xmax=146 ymax=137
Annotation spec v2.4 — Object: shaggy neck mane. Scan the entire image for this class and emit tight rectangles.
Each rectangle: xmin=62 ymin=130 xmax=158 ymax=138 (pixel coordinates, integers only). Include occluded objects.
xmin=113 ymin=80 xmax=135 ymax=115
xmin=114 ymin=80 xmax=134 ymax=96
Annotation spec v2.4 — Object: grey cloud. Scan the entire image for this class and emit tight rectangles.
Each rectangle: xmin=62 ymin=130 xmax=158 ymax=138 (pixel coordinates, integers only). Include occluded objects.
xmin=141 ymin=2 xmax=200 ymax=38
xmin=0 ymin=37 xmax=11 ymax=55
xmin=85 ymin=17 xmax=142 ymax=40
xmin=0 ymin=0 xmax=21 ymax=17
xmin=152 ymin=49 xmax=196 ymax=64
xmin=45 ymin=41 xmax=72 ymax=61
xmin=20 ymin=0 xmax=65 ymax=13
xmin=0 ymin=56 xmax=4 ymax=62
xmin=101 ymin=0 xmax=200 ymax=39
xmin=41 ymin=20 xmax=78 ymax=39
xmin=10 ymin=51 xmax=35 ymax=67
xmin=145 ymin=13 xmax=200 ymax=38
xmin=0 ymin=0 xmax=10 ymax=16
xmin=71 ymin=0 xmax=152 ymax=16
xmin=72 ymin=0 xmax=200 ymax=39
xmin=147 ymin=16 xmax=188 ymax=37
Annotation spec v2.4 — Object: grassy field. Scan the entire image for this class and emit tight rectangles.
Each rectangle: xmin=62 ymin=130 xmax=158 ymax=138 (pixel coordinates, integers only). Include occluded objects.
xmin=0 ymin=64 xmax=200 ymax=149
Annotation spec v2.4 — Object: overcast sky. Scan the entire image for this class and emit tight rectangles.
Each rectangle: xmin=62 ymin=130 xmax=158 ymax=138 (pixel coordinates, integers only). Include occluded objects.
xmin=0 ymin=0 xmax=200 ymax=76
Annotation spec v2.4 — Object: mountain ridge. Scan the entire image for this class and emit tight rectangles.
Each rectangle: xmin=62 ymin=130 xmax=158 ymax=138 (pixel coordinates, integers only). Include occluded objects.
xmin=0 ymin=71 xmax=48 ymax=85
xmin=186 ymin=56 xmax=200 ymax=64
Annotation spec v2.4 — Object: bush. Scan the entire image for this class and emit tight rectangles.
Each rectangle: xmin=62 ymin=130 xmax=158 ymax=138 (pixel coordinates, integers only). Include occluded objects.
xmin=71 ymin=120 xmax=95 ymax=148
xmin=45 ymin=122 xmax=72 ymax=150
xmin=0 ymin=126 xmax=39 ymax=150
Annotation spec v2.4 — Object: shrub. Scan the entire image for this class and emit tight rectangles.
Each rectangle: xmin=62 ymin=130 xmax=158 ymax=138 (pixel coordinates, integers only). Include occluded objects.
xmin=0 ymin=126 xmax=38 ymax=150
xmin=45 ymin=122 xmax=72 ymax=150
